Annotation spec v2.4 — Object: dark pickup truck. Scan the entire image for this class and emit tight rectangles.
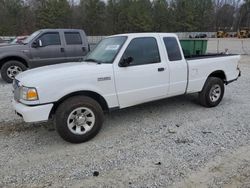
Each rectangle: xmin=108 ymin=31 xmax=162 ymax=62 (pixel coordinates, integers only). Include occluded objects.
xmin=0 ymin=29 xmax=89 ymax=83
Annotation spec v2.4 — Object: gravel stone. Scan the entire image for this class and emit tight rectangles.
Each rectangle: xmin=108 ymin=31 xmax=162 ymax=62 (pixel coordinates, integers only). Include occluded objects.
xmin=0 ymin=56 xmax=249 ymax=187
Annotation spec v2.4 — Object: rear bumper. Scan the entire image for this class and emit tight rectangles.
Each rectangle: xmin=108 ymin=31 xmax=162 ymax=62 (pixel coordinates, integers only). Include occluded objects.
xmin=12 ymin=100 xmax=53 ymax=122
xmin=225 ymin=69 xmax=241 ymax=85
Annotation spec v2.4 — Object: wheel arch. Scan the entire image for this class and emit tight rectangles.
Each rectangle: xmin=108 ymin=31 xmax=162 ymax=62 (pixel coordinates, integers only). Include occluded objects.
xmin=0 ymin=56 xmax=28 ymax=69
xmin=207 ymin=70 xmax=227 ymax=82
xmin=49 ymin=90 xmax=109 ymax=118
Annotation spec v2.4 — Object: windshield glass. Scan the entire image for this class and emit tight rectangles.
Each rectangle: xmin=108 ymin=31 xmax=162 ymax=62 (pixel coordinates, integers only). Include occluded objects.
xmin=85 ymin=36 xmax=127 ymax=64
xmin=10 ymin=38 xmax=17 ymax=44
xmin=23 ymin=30 xmax=41 ymax=44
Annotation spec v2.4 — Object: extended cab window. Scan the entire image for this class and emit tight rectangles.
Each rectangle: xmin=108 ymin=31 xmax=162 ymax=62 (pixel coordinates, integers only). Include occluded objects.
xmin=38 ymin=32 xmax=61 ymax=46
xmin=65 ymin=32 xmax=82 ymax=45
xmin=123 ymin=37 xmax=160 ymax=66
xmin=163 ymin=37 xmax=182 ymax=61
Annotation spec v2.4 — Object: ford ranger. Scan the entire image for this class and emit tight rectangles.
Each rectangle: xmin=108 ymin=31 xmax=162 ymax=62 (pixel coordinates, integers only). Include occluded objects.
xmin=0 ymin=29 xmax=88 ymax=83
xmin=12 ymin=33 xmax=241 ymax=143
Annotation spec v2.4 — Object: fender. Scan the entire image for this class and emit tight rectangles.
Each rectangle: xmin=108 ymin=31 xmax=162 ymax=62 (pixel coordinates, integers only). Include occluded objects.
xmin=0 ymin=53 xmax=30 ymax=68
xmin=43 ymin=84 xmax=118 ymax=109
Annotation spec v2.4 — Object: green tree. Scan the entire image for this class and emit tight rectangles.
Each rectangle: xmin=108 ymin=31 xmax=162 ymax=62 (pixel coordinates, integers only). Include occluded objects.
xmin=238 ymin=0 xmax=250 ymax=28
xmin=105 ymin=0 xmax=120 ymax=34
xmin=152 ymin=0 xmax=172 ymax=32
xmin=79 ymin=0 xmax=106 ymax=35
xmin=116 ymin=0 xmax=133 ymax=33
xmin=215 ymin=3 xmax=235 ymax=30
xmin=36 ymin=0 xmax=71 ymax=29
xmin=193 ymin=0 xmax=214 ymax=31
xmin=173 ymin=0 xmax=196 ymax=31
xmin=127 ymin=0 xmax=153 ymax=32
xmin=0 ymin=0 xmax=25 ymax=35
xmin=1 ymin=0 xmax=249 ymax=36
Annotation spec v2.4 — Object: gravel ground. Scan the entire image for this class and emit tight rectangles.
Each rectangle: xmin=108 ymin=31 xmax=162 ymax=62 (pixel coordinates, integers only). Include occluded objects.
xmin=0 ymin=56 xmax=249 ymax=188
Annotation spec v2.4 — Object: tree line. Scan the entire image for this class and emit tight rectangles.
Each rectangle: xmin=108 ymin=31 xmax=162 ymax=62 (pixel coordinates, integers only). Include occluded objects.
xmin=0 ymin=0 xmax=249 ymax=36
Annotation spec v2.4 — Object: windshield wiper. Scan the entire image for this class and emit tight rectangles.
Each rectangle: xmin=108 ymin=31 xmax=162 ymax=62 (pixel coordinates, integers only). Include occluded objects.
xmin=85 ymin=58 xmax=102 ymax=64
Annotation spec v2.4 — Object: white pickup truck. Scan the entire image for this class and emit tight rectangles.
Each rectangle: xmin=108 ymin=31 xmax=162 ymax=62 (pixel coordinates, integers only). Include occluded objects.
xmin=12 ymin=33 xmax=241 ymax=143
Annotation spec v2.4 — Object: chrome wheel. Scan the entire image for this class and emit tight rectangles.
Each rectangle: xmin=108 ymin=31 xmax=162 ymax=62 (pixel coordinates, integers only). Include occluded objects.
xmin=67 ymin=107 xmax=95 ymax=135
xmin=7 ymin=65 xmax=22 ymax=79
xmin=209 ymin=84 xmax=221 ymax=102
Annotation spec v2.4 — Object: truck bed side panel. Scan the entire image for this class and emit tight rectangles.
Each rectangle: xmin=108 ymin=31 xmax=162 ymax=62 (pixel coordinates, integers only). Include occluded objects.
xmin=186 ymin=55 xmax=240 ymax=93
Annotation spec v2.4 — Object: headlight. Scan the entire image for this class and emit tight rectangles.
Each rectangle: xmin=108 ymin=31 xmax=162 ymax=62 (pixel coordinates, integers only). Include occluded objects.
xmin=20 ymin=86 xmax=39 ymax=101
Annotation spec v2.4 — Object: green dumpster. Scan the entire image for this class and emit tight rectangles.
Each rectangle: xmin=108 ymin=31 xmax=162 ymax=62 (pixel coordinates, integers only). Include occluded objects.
xmin=180 ymin=39 xmax=207 ymax=57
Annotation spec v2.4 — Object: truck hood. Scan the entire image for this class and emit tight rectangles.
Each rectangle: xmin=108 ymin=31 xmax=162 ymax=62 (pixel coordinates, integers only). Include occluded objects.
xmin=16 ymin=62 xmax=112 ymax=86
xmin=0 ymin=43 xmax=28 ymax=52
xmin=0 ymin=43 xmax=10 ymax=46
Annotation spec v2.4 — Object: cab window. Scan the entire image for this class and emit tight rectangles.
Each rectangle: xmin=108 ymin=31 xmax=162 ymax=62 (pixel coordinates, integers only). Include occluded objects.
xmin=64 ymin=32 xmax=82 ymax=45
xmin=122 ymin=37 xmax=161 ymax=66
xmin=38 ymin=32 xmax=61 ymax=46
xmin=163 ymin=37 xmax=182 ymax=61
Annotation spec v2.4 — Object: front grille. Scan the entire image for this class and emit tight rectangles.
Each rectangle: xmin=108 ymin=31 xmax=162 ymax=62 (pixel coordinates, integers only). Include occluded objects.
xmin=13 ymin=79 xmax=20 ymax=101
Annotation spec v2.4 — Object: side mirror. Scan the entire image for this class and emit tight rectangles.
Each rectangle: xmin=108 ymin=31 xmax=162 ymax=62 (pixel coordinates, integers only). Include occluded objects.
xmin=32 ymin=41 xmax=38 ymax=48
xmin=119 ymin=56 xmax=133 ymax=67
xmin=38 ymin=40 xmax=42 ymax=47
xmin=32 ymin=40 xmax=42 ymax=48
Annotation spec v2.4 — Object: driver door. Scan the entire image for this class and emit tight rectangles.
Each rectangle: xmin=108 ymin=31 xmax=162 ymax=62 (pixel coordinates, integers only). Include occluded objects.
xmin=30 ymin=32 xmax=66 ymax=68
xmin=114 ymin=36 xmax=170 ymax=108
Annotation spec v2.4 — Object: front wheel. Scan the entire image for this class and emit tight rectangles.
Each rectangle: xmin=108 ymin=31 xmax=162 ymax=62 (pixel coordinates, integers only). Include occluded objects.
xmin=55 ymin=96 xmax=104 ymax=143
xmin=198 ymin=77 xmax=224 ymax=107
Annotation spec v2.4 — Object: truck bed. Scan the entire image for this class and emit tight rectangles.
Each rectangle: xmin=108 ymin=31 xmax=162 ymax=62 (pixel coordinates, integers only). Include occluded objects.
xmin=185 ymin=53 xmax=237 ymax=60
xmin=186 ymin=54 xmax=240 ymax=94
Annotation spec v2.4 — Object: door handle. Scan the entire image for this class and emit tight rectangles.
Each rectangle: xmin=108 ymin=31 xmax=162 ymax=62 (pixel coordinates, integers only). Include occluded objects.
xmin=60 ymin=48 xmax=65 ymax=52
xmin=158 ymin=67 xmax=165 ymax=72
xmin=82 ymin=47 xmax=86 ymax=52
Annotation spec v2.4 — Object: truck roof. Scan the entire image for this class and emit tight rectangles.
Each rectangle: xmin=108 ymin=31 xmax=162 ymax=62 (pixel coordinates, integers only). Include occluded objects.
xmin=37 ymin=29 xmax=85 ymax=33
xmin=109 ymin=32 xmax=178 ymax=38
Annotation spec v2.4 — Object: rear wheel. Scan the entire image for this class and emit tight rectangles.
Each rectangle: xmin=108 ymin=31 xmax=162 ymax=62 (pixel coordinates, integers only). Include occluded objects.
xmin=1 ymin=60 xmax=27 ymax=83
xmin=198 ymin=77 xmax=224 ymax=107
xmin=55 ymin=96 xmax=104 ymax=143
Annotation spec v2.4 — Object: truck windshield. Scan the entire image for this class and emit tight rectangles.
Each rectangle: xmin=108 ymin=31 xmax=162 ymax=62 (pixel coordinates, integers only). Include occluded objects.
xmin=23 ymin=31 xmax=41 ymax=44
xmin=85 ymin=36 xmax=127 ymax=64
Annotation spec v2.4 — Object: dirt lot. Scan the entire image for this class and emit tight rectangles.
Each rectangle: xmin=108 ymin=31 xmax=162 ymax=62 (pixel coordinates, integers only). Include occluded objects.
xmin=0 ymin=56 xmax=249 ymax=188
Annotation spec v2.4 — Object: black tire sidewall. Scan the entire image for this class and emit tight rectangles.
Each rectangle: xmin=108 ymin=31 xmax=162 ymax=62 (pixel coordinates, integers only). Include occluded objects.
xmin=1 ymin=60 xmax=27 ymax=83
xmin=55 ymin=96 xmax=104 ymax=143
xmin=204 ymin=77 xmax=224 ymax=107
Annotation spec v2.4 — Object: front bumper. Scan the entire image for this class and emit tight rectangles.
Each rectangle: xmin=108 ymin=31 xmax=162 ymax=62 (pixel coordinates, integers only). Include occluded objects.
xmin=12 ymin=100 xmax=53 ymax=123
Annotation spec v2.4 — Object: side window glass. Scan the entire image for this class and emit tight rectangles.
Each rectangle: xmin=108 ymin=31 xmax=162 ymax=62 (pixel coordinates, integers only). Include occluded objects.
xmin=122 ymin=37 xmax=161 ymax=66
xmin=64 ymin=32 xmax=82 ymax=45
xmin=163 ymin=37 xmax=182 ymax=61
xmin=39 ymin=32 xmax=61 ymax=46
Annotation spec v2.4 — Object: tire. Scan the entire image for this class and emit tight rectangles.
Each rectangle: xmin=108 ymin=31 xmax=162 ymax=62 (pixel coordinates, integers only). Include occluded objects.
xmin=55 ymin=96 xmax=104 ymax=143
xmin=198 ymin=77 xmax=224 ymax=107
xmin=1 ymin=60 xmax=27 ymax=83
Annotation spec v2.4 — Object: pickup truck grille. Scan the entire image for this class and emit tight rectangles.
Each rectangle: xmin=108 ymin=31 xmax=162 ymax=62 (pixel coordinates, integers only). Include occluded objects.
xmin=13 ymin=79 xmax=20 ymax=101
